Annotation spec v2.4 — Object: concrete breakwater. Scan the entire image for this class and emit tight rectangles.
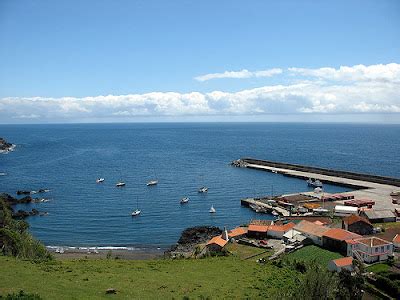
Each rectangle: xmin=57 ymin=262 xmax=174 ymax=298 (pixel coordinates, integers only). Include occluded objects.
xmin=235 ymin=158 xmax=400 ymax=188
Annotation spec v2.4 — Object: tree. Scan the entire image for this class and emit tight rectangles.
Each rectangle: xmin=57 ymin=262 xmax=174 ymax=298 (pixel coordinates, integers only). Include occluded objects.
xmin=336 ymin=268 xmax=364 ymax=300
xmin=281 ymin=263 xmax=338 ymax=300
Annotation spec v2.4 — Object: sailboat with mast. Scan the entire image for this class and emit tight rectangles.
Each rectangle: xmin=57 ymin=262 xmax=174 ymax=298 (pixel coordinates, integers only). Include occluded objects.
xmin=131 ymin=197 xmax=141 ymax=216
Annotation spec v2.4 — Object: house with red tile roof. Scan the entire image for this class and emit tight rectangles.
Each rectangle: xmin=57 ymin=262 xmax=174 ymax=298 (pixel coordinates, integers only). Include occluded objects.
xmin=206 ymin=235 xmax=228 ymax=252
xmin=247 ymin=224 xmax=269 ymax=239
xmin=328 ymin=257 xmax=354 ymax=272
xmin=228 ymin=227 xmax=248 ymax=239
xmin=342 ymin=214 xmax=373 ymax=235
xmin=267 ymin=222 xmax=295 ymax=239
xmin=322 ymin=228 xmax=362 ymax=255
xmin=293 ymin=220 xmax=330 ymax=246
xmin=347 ymin=237 xmax=393 ymax=263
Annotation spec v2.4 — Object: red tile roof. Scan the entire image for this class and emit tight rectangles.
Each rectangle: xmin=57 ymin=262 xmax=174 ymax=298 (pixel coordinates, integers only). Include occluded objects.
xmin=343 ymin=214 xmax=371 ymax=226
xmin=248 ymin=224 xmax=269 ymax=233
xmin=206 ymin=235 xmax=228 ymax=248
xmin=268 ymin=222 xmax=295 ymax=232
xmin=393 ymin=234 xmax=400 ymax=244
xmin=294 ymin=220 xmax=330 ymax=237
xmin=332 ymin=257 xmax=353 ymax=267
xmin=323 ymin=228 xmax=362 ymax=241
xmin=228 ymin=227 xmax=248 ymax=238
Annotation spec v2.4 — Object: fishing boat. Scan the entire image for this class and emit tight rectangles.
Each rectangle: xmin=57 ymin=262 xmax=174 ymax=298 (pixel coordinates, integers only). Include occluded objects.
xmin=116 ymin=181 xmax=126 ymax=187
xmin=96 ymin=178 xmax=105 ymax=183
xmin=147 ymin=180 xmax=158 ymax=186
xmin=313 ymin=180 xmax=323 ymax=187
xmin=307 ymin=178 xmax=323 ymax=188
xmin=209 ymin=205 xmax=216 ymax=213
xmin=180 ymin=197 xmax=189 ymax=204
xmin=198 ymin=187 xmax=208 ymax=193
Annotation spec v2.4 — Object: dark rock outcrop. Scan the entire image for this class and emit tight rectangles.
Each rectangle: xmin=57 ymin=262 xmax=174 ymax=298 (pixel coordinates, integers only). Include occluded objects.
xmin=1 ymin=193 xmax=33 ymax=204
xmin=0 ymin=137 xmax=15 ymax=153
xmin=0 ymin=193 xmax=46 ymax=219
xmin=166 ymin=226 xmax=222 ymax=256
xmin=176 ymin=226 xmax=222 ymax=246
xmin=17 ymin=190 xmax=31 ymax=195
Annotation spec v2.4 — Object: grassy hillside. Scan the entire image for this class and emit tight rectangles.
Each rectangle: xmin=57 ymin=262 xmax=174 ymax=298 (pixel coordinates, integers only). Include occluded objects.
xmin=0 ymin=256 xmax=299 ymax=299
xmin=283 ymin=245 xmax=343 ymax=268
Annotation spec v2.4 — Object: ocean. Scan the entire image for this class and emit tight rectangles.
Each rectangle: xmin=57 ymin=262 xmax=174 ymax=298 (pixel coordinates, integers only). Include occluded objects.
xmin=0 ymin=123 xmax=399 ymax=248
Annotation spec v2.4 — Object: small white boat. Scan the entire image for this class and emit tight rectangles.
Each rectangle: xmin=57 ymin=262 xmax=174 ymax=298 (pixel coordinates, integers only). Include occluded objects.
xmin=147 ymin=180 xmax=158 ymax=186
xmin=307 ymin=178 xmax=323 ymax=188
xmin=131 ymin=209 xmax=141 ymax=216
xmin=116 ymin=181 xmax=125 ymax=187
xmin=96 ymin=178 xmax=105 ymax=183
xmin=313 ymin=180 xmax=323 ymax=187
xmin=272 ymin=211 xmax=279 ymax=216
xmin=272 ymin=170 xmax=278 ymax=174
xmin=209 ymin=205 xmax=216 ymax=213
xmin=180 ymin=197 xmax=189 ymax=204
xmin=198 ymin=187 xmax=208 ymax=193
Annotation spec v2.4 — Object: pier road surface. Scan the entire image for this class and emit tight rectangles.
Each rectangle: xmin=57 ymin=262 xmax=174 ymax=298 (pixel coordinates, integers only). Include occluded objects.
xmin=239 ymin=159 xmax=400 ymax=212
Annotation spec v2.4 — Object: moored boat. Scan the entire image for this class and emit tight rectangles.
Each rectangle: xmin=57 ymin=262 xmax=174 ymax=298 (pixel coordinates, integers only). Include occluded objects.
xmin=147 ymin=180 xmax=158 ymax=186
xmin=198 ymin=187 xmax=208 ymax=193
xmin=132 ymin=198 xmax=141 ymax=216
xmin=180 ymin=197 xmax=189 ymax=204
xmin=209 ymin=205 xmax=216 ymax=213
xmin=96 ymin=178 xmax=105 ymax=183
xmin=307 ymin=178 xmax=323 ymax=188
xmin=131 ymin=209 xmax=141 ymax=216
xmin=116 ymin=181 xmax=126 ymax=187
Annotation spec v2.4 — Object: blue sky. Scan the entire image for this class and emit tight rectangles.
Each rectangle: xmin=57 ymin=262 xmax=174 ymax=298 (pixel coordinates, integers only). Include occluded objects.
xmin=0 ymin=0 xmax=399 ymax=123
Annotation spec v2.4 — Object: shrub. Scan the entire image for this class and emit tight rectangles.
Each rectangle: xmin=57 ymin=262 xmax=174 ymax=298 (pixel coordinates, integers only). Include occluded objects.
xmin=4 ymin=290 xmax=42 ymax=299
xmin=374 ymin=275 xmax=399 ymax=298
xmin=0 ymin=200 xmax=52 ymax=262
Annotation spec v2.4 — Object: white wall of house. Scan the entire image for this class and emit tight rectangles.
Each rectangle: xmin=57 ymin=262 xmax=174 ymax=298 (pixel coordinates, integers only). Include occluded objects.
xmin=300 ymin=232 xmax=323 ymax=246
xmin=348 ymin=240 xmax=393 ymax=263
xmin=328 ymin=261 xmax=353 ymax=272
xmin=268 ymin=230 xmax=284 ymax=239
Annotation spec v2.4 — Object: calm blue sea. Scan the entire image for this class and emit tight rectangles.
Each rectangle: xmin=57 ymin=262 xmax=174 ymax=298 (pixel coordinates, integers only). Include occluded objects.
xmin=0 ymin=123 xmax=399 ymax=248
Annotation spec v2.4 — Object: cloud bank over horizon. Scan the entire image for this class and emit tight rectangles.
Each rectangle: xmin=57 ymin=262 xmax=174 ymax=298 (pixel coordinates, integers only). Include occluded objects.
xmin=1 ymin=63 xmax=399 ymax=123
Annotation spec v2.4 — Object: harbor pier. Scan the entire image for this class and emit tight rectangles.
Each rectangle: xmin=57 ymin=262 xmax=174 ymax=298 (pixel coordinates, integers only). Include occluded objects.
xmin=234 ymin=158 xmax=400 ymax=211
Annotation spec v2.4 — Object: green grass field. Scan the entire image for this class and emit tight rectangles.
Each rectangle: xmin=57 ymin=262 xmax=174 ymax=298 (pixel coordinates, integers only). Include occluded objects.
xmin=283 ymin=245 xmax=343 ymax=268
xmin=225 ymin=243 xmax=271 ymax=259
xmin=0 ymin=255 xmax=299 ymax=299
xmin=366 ymin=263 xmax=391 ymax=274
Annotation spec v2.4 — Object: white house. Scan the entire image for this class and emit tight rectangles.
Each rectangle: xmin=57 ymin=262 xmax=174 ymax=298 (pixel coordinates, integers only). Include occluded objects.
xmin=267 ymin=223 xmax=295 ymax=239
xmin=328 ymin=257 xmax=354 ymax=272
xmin=347 ymin=237 xmax=393 ymax=263
xmin=293 ymin=220 xmax=330 ymax=246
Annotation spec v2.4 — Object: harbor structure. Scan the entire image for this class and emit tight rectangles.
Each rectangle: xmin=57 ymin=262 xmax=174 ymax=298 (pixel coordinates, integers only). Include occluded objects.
xmin=360 ymin=209 xmax=397 ymax=223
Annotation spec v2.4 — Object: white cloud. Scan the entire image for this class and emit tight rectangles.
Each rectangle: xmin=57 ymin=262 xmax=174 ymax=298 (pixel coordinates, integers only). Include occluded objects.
xmin=288 ymin=63 xmax=400 ymax=82
xmin=1 ymin=63 xmax=399 ymax=123
xmin=194 ymin=68 xmax=282 ymax=81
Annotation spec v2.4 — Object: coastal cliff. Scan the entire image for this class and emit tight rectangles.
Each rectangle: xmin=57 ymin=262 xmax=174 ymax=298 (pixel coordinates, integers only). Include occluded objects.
xmin=0 ymin=137 xmax=15 ymax=153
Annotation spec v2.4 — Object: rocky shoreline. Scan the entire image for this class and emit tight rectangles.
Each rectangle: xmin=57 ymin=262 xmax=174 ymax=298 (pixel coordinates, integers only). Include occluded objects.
xmin=0 ymin=137 xmax=15 ymax=153
xmin=0 ymin=193 xmax=49 ymax=218
xmin=165 ymin=226 xmax=222 ymax=258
